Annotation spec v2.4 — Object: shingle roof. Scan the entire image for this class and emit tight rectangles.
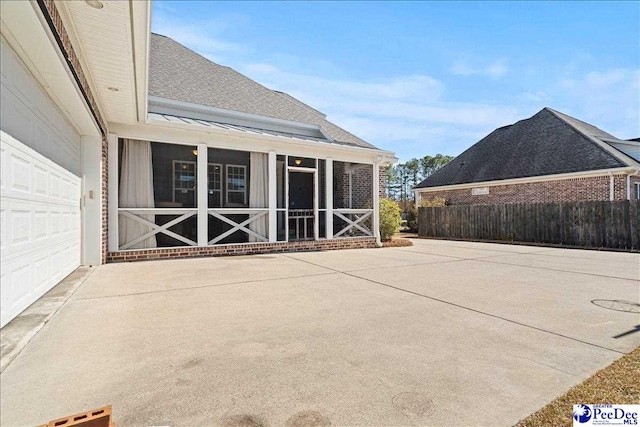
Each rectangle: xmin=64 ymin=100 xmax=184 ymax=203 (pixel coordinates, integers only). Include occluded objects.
xmin=148 ymin=33 xmax=376 ymax=149
xmin=415 ymin=108 xmax=630 ymax=189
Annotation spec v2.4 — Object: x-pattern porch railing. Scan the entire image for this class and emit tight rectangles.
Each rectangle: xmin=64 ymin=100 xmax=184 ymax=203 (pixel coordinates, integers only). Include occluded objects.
xmin=208 ymin=208 xmax=269 ymax=244
xmin=333 ymin=209 xmax=373 ymax=237
xmin=118 ymin=208 xmax=269 ymax=249
xmin=118 ymin=208 xmax=197 ymax=250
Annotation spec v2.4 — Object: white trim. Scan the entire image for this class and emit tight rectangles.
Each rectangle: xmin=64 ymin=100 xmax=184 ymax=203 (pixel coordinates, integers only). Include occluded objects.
xmin=609 ymin=172 xmax=614 ymax=201
xmin=110 ymin=121 xmax=397 ymax=165
xmin=287 ymin=167 xmax=317 ymax=241
xmin=268 ymin=151 xmax=277 ymax=242
xmin=285 ymin=155 xmax=289 ymax=241
xmin=225 ymin=164 xmax=247 ymax=205
xmin=635 ymin=182 xmax=640 ymax=200
xmin=414 ymin=167 xmax=636 ymax=195
xmin=601 ymin=137 xmax=640 ymax=147
xmin=627 ymin=171 xmax=640 ymax=200
xmin=197 ymin=143 xmax=208 ymax=246
xmin=107 ymin=133 xmax=119 ymax=252
xmin=314 ymin=159 xmax=319 ymax=240
xmin=372 ymin=162 xmax=381 ymax=246
xmin=325 ymin=158 xmax=334 ymax=239
xmin=130 ymin=0 xmax=152 ymax=123
xmin=172 ymin=160 xmax=197 ymax=202
xmin=208 ymin=163 xmax=223 ymax=207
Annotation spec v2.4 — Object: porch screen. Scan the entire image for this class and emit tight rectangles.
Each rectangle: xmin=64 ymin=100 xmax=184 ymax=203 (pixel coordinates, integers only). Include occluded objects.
xmin=119 ymin=139 xmax=157 ymax=248
xmin=248 ymin=152 xmax=268 ymax=241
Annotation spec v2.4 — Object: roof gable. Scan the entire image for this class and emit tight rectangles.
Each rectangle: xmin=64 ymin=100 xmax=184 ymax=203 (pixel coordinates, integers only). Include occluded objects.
xmin=416 ymin=108 xmax=628 ymax=189
xmin=148 ymin=33 xmax=376 ymax=149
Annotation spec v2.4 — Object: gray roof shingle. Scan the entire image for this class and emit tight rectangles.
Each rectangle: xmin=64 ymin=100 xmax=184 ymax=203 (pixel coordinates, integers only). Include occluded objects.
xmin=415 ymin=108 xmax=629 ymax=189
xmin=148 ymin=33 xmax=376 ymax=149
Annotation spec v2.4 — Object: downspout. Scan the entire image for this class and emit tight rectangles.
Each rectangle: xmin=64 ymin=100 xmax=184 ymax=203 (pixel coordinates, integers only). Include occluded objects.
xmin=348 ymin=167 xmax=353 ymax=209
xmin=627 ymin=170 xmax=640 ymax=200
xmin=609 ymin=172 xmax=614 ymax=201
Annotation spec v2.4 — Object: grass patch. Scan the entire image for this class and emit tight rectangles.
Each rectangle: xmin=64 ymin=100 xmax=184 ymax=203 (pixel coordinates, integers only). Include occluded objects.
xmin=517 ymin=346 xmax=640 ymax=427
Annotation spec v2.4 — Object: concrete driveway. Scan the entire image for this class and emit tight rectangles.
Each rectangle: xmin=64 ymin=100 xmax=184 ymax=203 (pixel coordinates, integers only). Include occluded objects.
xmin=1 ymin=239 xmax=639 ymax=426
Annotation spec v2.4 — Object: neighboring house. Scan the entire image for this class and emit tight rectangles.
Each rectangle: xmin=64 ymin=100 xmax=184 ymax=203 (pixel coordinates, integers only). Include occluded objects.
xmin=0 ymin=1 xmax=396 ymax=327
xmin=414 ymin=108 xmax=640 ymax=205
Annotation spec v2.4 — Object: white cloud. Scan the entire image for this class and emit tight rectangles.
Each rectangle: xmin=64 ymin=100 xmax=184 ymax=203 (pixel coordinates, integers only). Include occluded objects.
xmin=523 ymin=91 xmax=552 ymax=102
xmin=451 ymin=59 xmax=509 ymax=78
xmin=555 ymin=68 xmax=640 ymax=139
xmin=151 ymin=9 xmax=523 ymax=159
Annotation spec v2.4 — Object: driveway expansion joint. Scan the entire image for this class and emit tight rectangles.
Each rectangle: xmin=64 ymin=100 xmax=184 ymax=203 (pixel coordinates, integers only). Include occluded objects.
xmin=284 ymin=255 xmax=627 ymax=355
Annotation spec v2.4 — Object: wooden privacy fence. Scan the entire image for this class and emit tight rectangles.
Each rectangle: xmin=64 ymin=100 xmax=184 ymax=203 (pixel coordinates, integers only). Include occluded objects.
xmin=418 ymin=200 xmax=640 ymax=250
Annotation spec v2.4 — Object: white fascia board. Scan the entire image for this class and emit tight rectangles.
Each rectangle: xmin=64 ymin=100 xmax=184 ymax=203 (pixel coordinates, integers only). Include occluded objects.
xmin=131 ymin=0 xmax=151 ymax=123
xmin=110 ymin=120 xmax=396 ymax=164
xmin=415 ymin=167 xmax=638 ymax=193
xmin=600 ymin=137 xmax=640 ymax=147
xmin=148 ymin=96 xmax=325 ymax=137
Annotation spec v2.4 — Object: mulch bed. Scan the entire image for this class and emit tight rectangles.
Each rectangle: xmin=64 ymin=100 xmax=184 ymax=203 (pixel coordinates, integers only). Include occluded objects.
xmin=516 ymin=346 xmax=640 ymax=426
xmin=381 ymin=237 xmax=413 ymax=247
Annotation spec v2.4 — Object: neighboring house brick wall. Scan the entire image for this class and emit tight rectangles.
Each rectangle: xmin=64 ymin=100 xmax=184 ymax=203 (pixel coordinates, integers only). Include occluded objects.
xmin=107 ymin=237 xmax=378 ymax=263
xmin=419 ymin=174 xmax=630 ymax=206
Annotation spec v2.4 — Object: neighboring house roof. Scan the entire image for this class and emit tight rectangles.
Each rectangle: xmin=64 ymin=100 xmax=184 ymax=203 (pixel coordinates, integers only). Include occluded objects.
xmin=415 ymin=108 xmax=636 ymax=189
xmin=148 ymin=33 xmax=376 ymax=150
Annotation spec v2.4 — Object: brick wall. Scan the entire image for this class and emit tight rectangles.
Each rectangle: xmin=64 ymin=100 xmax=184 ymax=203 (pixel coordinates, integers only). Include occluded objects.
xmin=107 ymin=237 xmax=378 ymax=263
xmin=101 ymin=136 xmax=108 ymax=263
xmin=418 ymin=174 xmax=632 ymax=206
xmin=333 ymin=162 xmax=382 ymax=209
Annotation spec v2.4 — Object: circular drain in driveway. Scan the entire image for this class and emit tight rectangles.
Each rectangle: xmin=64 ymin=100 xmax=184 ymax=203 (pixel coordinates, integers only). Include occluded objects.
xmin=591 ymin=299 xmax=640 ymax=313
xmin=392 ymin=392 xmax=435 ymax=419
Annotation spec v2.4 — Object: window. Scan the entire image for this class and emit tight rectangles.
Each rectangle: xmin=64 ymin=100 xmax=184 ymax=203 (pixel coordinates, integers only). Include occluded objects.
xmin=636 ymin=182 xmax=640 ymax=200
xmin=208 ymin=163 xmax=222 ymax=207
xmin=173 ymin=160 xmax=196 ymax=205
xmin=226 ymin=164 xmax=247 ymax=205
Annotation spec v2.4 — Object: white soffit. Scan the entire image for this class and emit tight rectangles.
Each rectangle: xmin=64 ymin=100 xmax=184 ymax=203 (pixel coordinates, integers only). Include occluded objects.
xmin=57 ymin=0 xmax=144 ymax=125
xmin=0 ymin=1 xmax=98 ymax=136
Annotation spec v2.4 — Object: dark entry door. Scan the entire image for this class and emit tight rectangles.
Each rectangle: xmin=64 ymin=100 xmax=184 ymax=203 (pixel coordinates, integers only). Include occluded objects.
xmin=288 ymin=171 xmax=314 ymax=240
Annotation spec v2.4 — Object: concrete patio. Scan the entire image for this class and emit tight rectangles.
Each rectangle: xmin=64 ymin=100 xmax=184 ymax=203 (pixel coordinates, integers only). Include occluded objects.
xmin=1 ymin=239 xmax=638 ymax=426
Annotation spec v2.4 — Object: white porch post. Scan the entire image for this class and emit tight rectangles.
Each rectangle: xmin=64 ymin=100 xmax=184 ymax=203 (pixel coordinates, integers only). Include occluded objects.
xmin=325 ymin=158 xmax=333 ymax=239
xmin=268 ymin=151 xmax=277 ymax=242
xmin=197 ymin=142 xmax=208 ymax=246
xmin=314 ymin=163 xmax=319 ymax=240
xmin=81 ymin=134 xmax=103 ymax=265
xmin=373 ymin=162 xmax=381 ymax=246
xmin=107 ymin=133 xmax=119 ymax=252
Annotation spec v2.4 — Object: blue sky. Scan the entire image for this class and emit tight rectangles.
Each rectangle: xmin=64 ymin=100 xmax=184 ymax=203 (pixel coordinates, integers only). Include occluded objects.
xmin=152 ymin=1 xmax=640 ymax=161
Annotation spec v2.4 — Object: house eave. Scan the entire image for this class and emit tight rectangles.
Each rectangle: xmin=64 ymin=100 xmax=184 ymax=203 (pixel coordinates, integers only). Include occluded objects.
xmin=109 ymin=119 xmax=397 ymax=164
xmin=414 ymin=166 xmax=638 ymax=194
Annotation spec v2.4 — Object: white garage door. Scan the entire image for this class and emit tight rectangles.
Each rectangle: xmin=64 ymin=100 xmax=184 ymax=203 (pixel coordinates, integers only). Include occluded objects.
xmin=1 ymin=131 xmax=81 ymax=327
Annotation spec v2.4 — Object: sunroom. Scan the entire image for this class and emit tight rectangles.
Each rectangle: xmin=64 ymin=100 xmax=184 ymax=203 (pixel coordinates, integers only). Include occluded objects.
xmin=107 ymin=105 xmax=395 ymax=259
